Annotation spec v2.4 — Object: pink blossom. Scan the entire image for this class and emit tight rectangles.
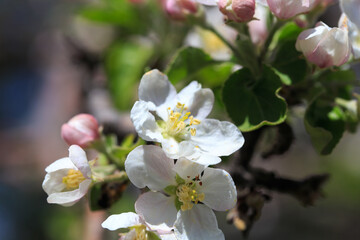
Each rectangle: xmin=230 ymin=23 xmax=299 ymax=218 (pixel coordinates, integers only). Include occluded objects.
xmin=61 ymin=114 xmax=100 ymax=148
xmin=296 ymin=22 xmax=351 ymax=68
xmin=218 ymin=0 xmax=255 ymax=23
xmin=266 ymin=0 xmax=320 ymax=19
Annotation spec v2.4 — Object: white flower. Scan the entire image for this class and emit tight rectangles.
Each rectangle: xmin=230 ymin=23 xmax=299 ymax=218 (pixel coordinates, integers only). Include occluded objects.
xmin=265 ymin=0 xmax=319 ymax=19
xmin=42 ymin=145 xmax=92 ymax=206
xmin=102 ymin=212 xmax=177 ymax=240
xmin=296 ymin=22 xmax=351 ymax=68
xmin=125 ymin=145 xmax=237 ymax=240
xmin=340 ymin=0 xmax=360 ymax=30
xmin=194 ymin=0 xmax=218 ymax=5
xmin=130 ymin=69 xmax=244 ymax=166
xmin=339 ymin=13 xmax=360 ymax=59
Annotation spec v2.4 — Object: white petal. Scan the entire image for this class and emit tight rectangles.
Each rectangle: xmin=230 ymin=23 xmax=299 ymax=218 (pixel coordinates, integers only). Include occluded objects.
xmin=130 ymin=101 xmax=164 ymax=142
xmin=161 ymin=138 xmax=181 ymax=159
xmin=174 ymin=157 xmax=206 ymax=180
xmin=160 ymin=233 xmax=178 ymax=240
xmin=148 ymin=223 xmax=173 ymax=235
xmin=45 ymin=157 xmax=74 ymax=173
xmin=176 ymin=81 xmax=201 ymax=107
xmin=135 ymin=191 xmax=177 ymax=228
xmin=138 ymin=69 xmax=177 ymax=121
xmin=47 ymin=179 xmax=92 ymax=206
xmin=192 ymin=119 xmax=244 ymax=156
xmin=200 ymin=168 xmax=237 ymax=211
xmin=174 ymin=204 xmax=224 ymax=240
xmin=176 ymin=82 xmax=214 ymax=120
xmin=187 ymin=88 xmax=214 ymax=120
xmin=176 ymin=141 xmax=221 ymax=166
xmin=42 ymin=169 xmax=69 ymax=195
xmin=101 ymin=212 xmax=143 ymax=230
xmin=125 ymin=145 xmax=176 ymax=191
xmin=195 ymin=0 xmax=218 ymax=6
xmin=69 ymin=145 xmax=91 ymax=178
xmin=341 ymin=0 xmax=360 ymax=30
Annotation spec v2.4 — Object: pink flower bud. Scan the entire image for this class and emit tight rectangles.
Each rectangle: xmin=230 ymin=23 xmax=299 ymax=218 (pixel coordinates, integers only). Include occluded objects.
xmin=248 ymin=4 xmax=268 ymax=45
xmin=296 ymin=22 xmax=351 ymax=68
xmin=266 ymin=0 xmax=320 ymax=19
xmin=163 ymin=0 xmax=198 ymax=21
xmin=218 ymin=0 xmax=255 ymax=23
xmin=61 ymin=114 xmax=100 ymax=148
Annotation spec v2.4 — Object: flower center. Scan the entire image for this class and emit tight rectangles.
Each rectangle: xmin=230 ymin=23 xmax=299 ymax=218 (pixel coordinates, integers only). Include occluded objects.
xmin=176 ymin=182 xmax=205 ymax=211
xmin=135 ymin=226 xmax=147 ymax=240
xmin=62 ymin=169 xmax=86 ymax=190
xmin=160 ymin=102 xmax=200 ymax=140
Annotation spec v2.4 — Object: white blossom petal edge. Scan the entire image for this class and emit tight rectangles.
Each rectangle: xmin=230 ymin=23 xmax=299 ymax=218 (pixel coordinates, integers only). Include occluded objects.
xmin=130 ymin=69 xmax=244 ymax=165
xmin=42 ymin=145 xmax=92 ymax=206
xmin=125 ymin=145 xmax=237 ymax=240
xmin=102 ymin=212 xmax=176 ymax=240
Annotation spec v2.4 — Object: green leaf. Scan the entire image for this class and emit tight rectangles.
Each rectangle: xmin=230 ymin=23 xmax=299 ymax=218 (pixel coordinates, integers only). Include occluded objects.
xmin=305 ymin=95 xmax=346 ymax=155
xmin=147 ymin=231 xmax=162 ymax=240
xmin=223 ymin=66 xmax=287 ymax=132
xmin=164 ymin=185 xmax=177 ymax=195
xmin=106 ymin=42 xmax=153 ymax=110
xmin=271 ymin=22 xmax=308 ymax=85
xmin=165 ymin=47 xmax=221 ymax=84
xmin=175 ymin=197 xmax=182 ymax=212
xmin=194 ymin=63 xmax=234 ymax=88
xmin=175 ymin=174 xmax=185 ymax=185
xmin=121 ymin=134 xmax=136 ymax=148
xmin=78 ymin=0 xmax=143 ymax=33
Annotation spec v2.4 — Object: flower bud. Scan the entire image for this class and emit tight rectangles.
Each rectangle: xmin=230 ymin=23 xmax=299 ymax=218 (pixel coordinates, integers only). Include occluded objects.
xmin=248 ymin=3 xmax=268 ymax=45
xmin=266 ymin=0 xmax=319 ymax=19
xmin=61 ymin=114 xmax=100 ymax=148
xmin=163 ymin=0 xmax=198 ymax=21
xmin=218 ymin=0 xmax=255 ymax=22
xmin=296 ymin=22 xmax=351 ymax=68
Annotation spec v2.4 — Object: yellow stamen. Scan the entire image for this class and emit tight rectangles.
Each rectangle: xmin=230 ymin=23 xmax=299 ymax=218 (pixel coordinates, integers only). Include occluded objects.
xmin=176 ymin=182 xmax=205 ymax=211
xmin=62 ymin=169 xmax=86 ymax=190
xmin=161 ymin=102 xmax=200 ymax=139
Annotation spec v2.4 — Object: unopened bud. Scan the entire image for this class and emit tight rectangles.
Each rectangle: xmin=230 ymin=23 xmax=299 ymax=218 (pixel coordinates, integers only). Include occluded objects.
xmin=296 ymin=21 xmax=351 ymax=68
xmin=163 ymin=0 xmax=198 ymax=21
xmin=61 ymin=114 xmax=100 ymax=148
xmin=218 ymin=0 xmax=255 ymax=23
xmin=267 ymin=0 xmax=320 ymax=19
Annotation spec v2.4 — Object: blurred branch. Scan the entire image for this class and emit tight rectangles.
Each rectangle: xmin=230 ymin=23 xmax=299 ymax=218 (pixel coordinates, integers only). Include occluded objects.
xmin=232 ymin=169 xmax=329 ymax=206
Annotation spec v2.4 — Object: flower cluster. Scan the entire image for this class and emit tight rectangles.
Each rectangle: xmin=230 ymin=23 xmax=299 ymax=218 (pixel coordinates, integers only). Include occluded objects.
xmin=102 ymin=69 xmax=244 ymax=240
xmin=42 ymin=70 xmax=244 ymax=239
xmin=191 ymin=0 xmax=357 ymax=68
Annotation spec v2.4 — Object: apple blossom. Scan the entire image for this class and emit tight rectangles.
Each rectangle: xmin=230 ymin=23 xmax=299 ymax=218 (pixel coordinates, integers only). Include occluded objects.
xmin=130 ymin=69 xmax=244 ymax=166
xmin=266 ymin=0 xmax=319 ymax=19
xmin=61 ymin=113 xmax=100 ymax=148
xmin=248 ymin=3 xmax=268 ymax=45
xmin=42 ymin=145 xmax=92 ymax=206
xmin=218 ymin=0 xmax=256 ymax=22
xmin=162 ymin=0 xmax=199 ymax=21
xmin=339 ymin=8 xmax=360 ymax=59
xmin=340 ymin=0 xmax=360 ymax=30
xmin=125 ymin=145 xmax=237 ymax=240
xmin=296 ymin=22 xmax=351 ymax=68
xmin=102 ymin=212 xmax=177 ymax=240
